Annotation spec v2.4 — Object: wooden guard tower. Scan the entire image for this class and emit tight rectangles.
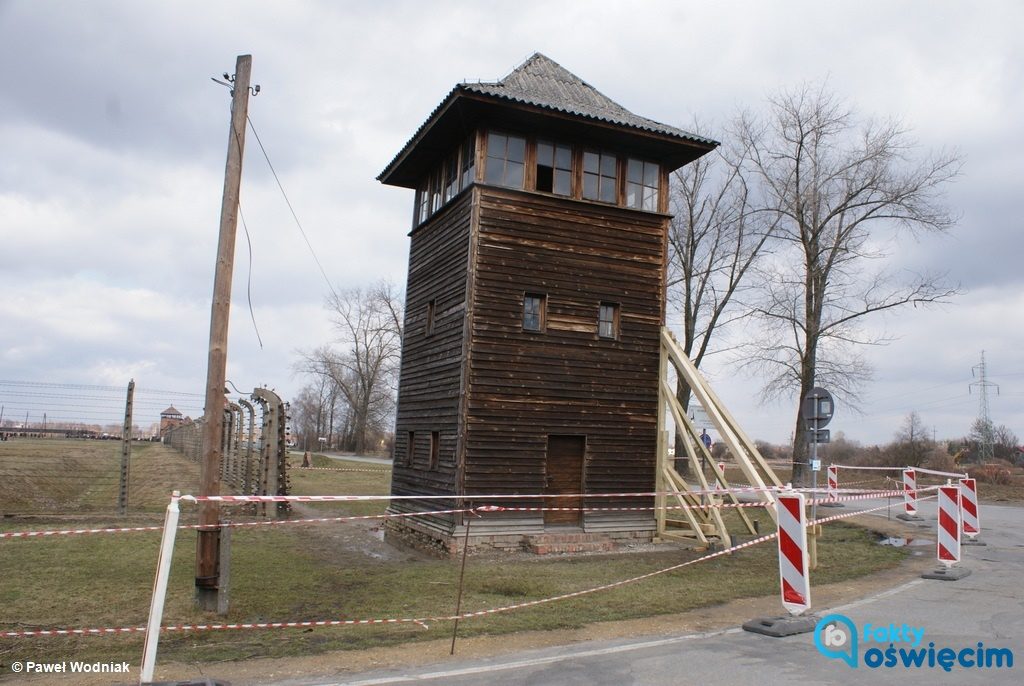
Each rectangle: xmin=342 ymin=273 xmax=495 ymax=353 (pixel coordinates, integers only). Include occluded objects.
xmin=379 ymin=53 xmax=717 ymax=554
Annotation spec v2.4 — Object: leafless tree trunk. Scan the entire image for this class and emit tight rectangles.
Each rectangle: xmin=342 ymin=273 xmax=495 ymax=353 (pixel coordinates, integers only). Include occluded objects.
xmin=736 ymin=84 xmax=961 ymax=483
xmin=667 ymin=122 xmax=777 ymax=472
xmin=663 ymin=122 xmax=774 ymax=473
xmin=296 ymin=280 xmax=403 ymax=454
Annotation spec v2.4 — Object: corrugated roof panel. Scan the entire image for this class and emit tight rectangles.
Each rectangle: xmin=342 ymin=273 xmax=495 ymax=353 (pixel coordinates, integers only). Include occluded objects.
xmin=459 ymin=53 xmax=717 ymax=146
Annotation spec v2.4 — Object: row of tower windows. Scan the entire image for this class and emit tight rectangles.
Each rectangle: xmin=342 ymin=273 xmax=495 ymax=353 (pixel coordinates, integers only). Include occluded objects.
xmin=485 ymin=132 xmax=660 ymax=211
xmin=421 ymin=294 xmax=621 ymax=339
xmin=523 ymin=293 xmax=620 ymax=340
xmin=414 ymin=131 xmax=662 ymax=227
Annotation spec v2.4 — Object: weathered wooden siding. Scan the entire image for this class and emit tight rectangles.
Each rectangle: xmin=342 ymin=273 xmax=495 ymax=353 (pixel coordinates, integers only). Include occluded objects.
xmin=464 ymin=187 xmax=667 ymax=519
xmin=390 ymin=190 xmax=473 ymax=523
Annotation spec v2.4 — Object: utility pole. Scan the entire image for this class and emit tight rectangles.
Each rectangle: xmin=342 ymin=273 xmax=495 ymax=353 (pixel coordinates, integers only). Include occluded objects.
xmin=196 ymin=54 xmax=254 ymax=611
xmin=969 ymin=350 xmax=999 ymax=462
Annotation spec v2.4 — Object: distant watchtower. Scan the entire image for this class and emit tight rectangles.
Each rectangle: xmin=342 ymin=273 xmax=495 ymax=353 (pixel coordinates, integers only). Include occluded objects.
xmin=379 ymin=53 xmax=716 ymax=553
xmin=159 ymin=405 xmax=184 ymax=438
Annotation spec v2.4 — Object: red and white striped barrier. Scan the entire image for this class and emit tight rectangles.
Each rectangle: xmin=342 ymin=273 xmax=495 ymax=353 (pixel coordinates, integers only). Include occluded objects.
xmin=902 ymin=468 xmax=918 ymax=515
xmin=776 ymin=491 xmax=811 ymax=616
xmin=826 ymin=465 xmax=838 ymax=502
xmin=959 ymin=478 xmax=980 ymax=539
xmin=937 ymin=485 xmax=961 ymax=567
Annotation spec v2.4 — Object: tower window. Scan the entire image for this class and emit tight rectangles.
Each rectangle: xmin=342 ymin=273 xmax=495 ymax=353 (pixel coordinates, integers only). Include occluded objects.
xmin=406 ymin=431 xmax=415 ymax=466
xmin=598 ymin=302 xmax=620 ymax=339
xmin=626 ymin=158 xmax=660 ymax=211
xmin=523 ymin=293 xmax=546 ymax=332
xmin=583 ymin=151 xmax=618 ymax=204
xmin=430 ymin=167 xmax=443 ymax=213
xmin=536 ymin=140 xmax=572 ymax=196
xmin=460 ymin=135 xmax=476 ymax=189
xmin=425 ymin=299 xmax=436 ymax=336
xmin=415 ymin=179 xmax=430 ymax=224
xmin=429 ymin=431 xmax=440 ymax=470
xmin=485 ymin=132 xmax=526 ymax=189
xmin=442 ymin=154 xmax=459 ymax=203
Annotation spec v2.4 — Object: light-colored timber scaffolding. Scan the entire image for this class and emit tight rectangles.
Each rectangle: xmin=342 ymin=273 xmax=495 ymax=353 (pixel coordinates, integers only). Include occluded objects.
xmin=656 ymin=327 xmax=784 ymax=546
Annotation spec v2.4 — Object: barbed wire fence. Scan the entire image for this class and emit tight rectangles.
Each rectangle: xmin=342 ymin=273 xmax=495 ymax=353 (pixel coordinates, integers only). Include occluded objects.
xmin=162 ymin=387 xmax=292 ymax=514
xmin=0 ymin=380 xmax=204 ymax=515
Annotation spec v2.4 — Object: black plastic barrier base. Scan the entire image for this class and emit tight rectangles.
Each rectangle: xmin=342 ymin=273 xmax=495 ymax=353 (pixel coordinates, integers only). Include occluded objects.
xmin=742 ymin=613 xmax=819 ymax=637
xmin=921 ymin=566 xmax=971 ymax=581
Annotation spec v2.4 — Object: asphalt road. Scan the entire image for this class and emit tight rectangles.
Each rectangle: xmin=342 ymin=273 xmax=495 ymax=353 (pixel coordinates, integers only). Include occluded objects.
xmin=289 ymin=450 xmax=393 ymax=466
xmin=285 ymin=498 xmax=1023 ymax=686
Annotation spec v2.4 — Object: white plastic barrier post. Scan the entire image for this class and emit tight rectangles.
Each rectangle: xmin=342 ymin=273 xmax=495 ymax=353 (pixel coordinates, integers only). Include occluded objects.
xmin=826 ymin=465 xmax=838 ymax=502
xmin=902 ymin=468 xmax=918 ymax=515
xmin=776 ymin=491 xmax=811 ymax=615
xmin=959 ymin=477 xmax=980 ymax=539
xmin=936 ymin=485 xmax=961 ymax=568
xmin=140 ymin=492 xmax=181 ymax=685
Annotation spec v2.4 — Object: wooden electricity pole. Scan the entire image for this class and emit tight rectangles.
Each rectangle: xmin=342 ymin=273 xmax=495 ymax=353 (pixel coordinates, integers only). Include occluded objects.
xmin=196 ymin=54 xmax=253 ymax=611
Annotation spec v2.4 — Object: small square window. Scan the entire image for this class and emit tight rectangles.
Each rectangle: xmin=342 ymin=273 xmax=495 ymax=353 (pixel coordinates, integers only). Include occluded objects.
xmin=429 ymin=431 xmax=440 ymax=470
xmin=523 ymin=293 xmax=546 ymax=332
xmin=598 ymin=302 xmax=620 ymax=339
xmin=626 ymin=158 xmax=660 ymax=211
xmin=536 ymin=140 xmax=572 ymax=196
xmin=583 ymin=150 xmax=618 ymax=204
xmin=485 ymin=132 xmax=527 ymax=189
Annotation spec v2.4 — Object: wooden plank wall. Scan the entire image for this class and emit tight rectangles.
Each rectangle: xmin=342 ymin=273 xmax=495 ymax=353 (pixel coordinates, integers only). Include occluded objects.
xmin=390 ymin=190 xmax=473 ymax=523
xmin=465 ymin=187 xmax=666 ymax=519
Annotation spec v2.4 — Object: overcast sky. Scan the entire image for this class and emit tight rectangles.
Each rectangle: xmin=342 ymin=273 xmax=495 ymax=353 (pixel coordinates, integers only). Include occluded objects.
xmin=1 ymin=0 xmax=1022 ymax=446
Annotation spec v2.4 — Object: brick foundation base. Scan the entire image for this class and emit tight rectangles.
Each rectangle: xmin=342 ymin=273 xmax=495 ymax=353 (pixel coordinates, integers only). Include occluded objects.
xmin=384 ymin=519 xmax=654 ymax=557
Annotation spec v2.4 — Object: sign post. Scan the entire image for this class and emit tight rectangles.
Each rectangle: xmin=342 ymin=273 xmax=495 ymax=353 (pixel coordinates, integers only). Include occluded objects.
xmin=802 ymin=388 xmax=834 ymax=569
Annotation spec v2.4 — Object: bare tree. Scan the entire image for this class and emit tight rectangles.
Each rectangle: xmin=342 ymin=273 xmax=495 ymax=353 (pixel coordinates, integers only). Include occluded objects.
xmin=736 ymin=84 xmax=961 ymax=483
xmin=297 ymin=280 xmax=404 ymax=454
xmin=289 ymin=376 xmax=341 ymax=451
xmin=890 ymin=411 xmax=931 ymax=467
xmin=667 ymin=121 xmax=777 ymax=471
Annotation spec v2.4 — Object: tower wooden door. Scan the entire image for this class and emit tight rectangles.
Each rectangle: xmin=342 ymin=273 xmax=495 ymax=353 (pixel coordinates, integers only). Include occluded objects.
xmin=544 ymin=435 xmax=585 ymax=526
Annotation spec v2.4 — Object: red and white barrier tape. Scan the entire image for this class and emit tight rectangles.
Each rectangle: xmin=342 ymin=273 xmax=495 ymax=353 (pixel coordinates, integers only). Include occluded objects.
xmin=3 ymin=486 xmax=927 ymax=540
xmin=831 ymin=464 xmax=906 ymax=472
xmin=912 ymin=466 xmax=968 ymax=479
xmin=480 ymin=487 xmax=919 ymax=515
xmin=4 ymin=492 xmax=940 ymax=640
xmin=295 ymin=467 xmax=391 ymax=473
xmin=179 ymin=483 xmax=911 ymax=504
xmin=810 ymin=494 xmax=937 ymax=527
xmin=0 ymin=508 xmax=473 ymax=540
xmin=1 ymin=530 xmax=781 ymax=639
xmin=0 ymin=524 xmax=166 ymax=539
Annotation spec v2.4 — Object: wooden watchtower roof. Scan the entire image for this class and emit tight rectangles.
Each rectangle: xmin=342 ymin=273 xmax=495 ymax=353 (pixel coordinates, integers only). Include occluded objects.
xmin=378 ymin=53 xmax=716 ymax=188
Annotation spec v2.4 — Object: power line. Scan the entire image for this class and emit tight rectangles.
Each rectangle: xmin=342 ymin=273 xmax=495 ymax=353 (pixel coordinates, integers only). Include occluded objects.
xmin=246 ymin=114 xmax=340 ymax=303
xmin=237 ymin=202 xmax=264 ymax=349
xmin=0 ymin=381 xmax=202 ymax=397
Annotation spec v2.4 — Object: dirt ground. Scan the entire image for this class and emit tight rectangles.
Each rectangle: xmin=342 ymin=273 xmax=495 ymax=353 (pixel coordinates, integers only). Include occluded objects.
xmin=7 ymin=514 xmax=934 ymax=686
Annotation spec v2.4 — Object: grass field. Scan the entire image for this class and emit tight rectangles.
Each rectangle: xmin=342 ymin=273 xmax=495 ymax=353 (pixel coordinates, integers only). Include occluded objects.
xmin=0 ymin=439 xmax=908 ymax=675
